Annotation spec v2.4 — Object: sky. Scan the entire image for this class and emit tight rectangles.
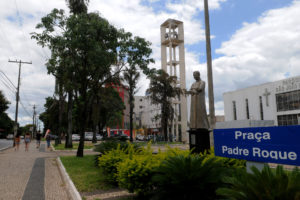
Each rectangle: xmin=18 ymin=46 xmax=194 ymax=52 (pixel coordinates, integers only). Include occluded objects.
xmin=0 ymin=0 xmax=299 ymax=127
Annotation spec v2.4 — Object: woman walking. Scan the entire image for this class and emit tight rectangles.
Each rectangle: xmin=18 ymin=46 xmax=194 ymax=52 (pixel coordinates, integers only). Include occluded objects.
xmin=44 ymin=129 xmax=51 ymax=149
xmin=24 ymin=132 xmax=31 ymax=151
xmin=14 ymin=134 xmax=21 ymax=151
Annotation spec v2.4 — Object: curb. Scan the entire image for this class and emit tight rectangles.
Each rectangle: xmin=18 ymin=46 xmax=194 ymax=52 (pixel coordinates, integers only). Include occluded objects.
xmin=56 ymin=157 xmax=82 ymax=200
xmin=0 ymin=145 xmax=13 ymax=152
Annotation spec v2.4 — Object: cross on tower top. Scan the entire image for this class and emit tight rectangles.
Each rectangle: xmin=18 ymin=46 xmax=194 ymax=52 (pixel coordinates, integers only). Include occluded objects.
xmin=263 ymin=88 xmax=271 ymax=107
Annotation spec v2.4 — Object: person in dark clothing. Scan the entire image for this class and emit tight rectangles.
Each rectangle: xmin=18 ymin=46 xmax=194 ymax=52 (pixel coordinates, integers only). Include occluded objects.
xmin=36 ymin=131 xmax=42 ymax=148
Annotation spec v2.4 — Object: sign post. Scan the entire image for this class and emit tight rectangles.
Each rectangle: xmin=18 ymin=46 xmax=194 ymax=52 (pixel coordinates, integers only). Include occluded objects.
xmin=214 ymin=125 xmax=300 ymax=166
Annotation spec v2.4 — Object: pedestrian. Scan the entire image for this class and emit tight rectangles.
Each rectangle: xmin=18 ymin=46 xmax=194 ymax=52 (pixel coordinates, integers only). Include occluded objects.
xmin=36 ymin=131 xmax=42 ymax=148
xmin=44 ymin=129 xmax=51 ymax=149
xmin=24 ymin=132 xmax=31 ymax=151
xmin=14 ymin=134 xmax=21 ymax=151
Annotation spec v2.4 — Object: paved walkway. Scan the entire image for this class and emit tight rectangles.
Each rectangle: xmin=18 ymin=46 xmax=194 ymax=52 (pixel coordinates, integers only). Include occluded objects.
xmin=0 ymin=141 xmax=69 ymax=200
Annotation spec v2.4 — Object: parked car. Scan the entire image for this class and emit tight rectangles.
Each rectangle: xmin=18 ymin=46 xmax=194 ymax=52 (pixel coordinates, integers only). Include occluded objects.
xmin=96 ymin=134 xmax=103 ymax=140
xmin=72 ymin=134 xmax=80 ymax=141
xmin=85 ymin=132 xmax=93 ymax=141
xmin=136 ymin=134 xmax=145 ymax=141
xmin=6 ymin=134 xmax=14 ymax=140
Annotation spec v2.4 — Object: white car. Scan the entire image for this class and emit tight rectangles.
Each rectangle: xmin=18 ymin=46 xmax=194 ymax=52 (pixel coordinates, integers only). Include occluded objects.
xmin=96 ymin=134 xmax=103 ymax=140
xmin=72 ymin=134 xmax=80 ymax=141
xmin=85 ymin=132 xmax=93 ymax=141
xmin=6 ymin=134 xmax=14 ymax=139
xmin=136 ymin=134 xmax=145 ymax=141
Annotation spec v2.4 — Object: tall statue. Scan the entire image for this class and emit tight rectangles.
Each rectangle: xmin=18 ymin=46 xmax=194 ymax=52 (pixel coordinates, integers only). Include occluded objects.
xmin=187 ymin=71 xmax=210 ymax=129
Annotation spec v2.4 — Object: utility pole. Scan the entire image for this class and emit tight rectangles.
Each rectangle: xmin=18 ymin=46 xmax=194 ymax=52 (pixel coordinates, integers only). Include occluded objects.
xmin=36 ymin=115 xmax=40 ymax=132
xmin=32 ymin=105 xmax=36 ymax=138
xmin=8 ymin=59 xmax=32 ymax=138
xmin=204 ymin=0 xmax=216 ymax=129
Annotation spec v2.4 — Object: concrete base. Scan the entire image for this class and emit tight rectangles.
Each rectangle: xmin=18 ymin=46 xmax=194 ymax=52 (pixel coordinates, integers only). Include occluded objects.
xmin=189 ymin=128 xmax=210 ymax=154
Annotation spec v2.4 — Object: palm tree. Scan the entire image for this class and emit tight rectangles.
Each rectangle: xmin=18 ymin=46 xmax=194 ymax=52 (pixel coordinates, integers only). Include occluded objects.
xmin=217 ymin=165 xmax=300 ymax=200
xmin=152 ymin=155 xmax=226 ymax=200
xmin=146 ymin=70 xmax=181 ymax=141
xmin=123 ymin=66 xmax=140 ymax=142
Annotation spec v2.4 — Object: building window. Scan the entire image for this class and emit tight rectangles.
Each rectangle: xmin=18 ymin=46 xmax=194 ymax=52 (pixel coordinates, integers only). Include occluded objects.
xmin=139 ymin=106 xmax=143 ymax=109
xmin=276 ymin=90 xmax=300 ymax=112
xmin=233 ymin=101 xmax=237 ymax=120
xmin=140 ymin=99 xmax=143 ymax=102
xmin=245 ymin=99 xmax=249 ymax=119
xmin=277 ymin=114 xmax=299 ymax=126
xmin=259 ymin=96 xmax=264 ymax=120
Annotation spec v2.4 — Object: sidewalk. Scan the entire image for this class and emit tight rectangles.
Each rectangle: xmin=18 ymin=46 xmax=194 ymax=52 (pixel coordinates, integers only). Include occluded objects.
xmin=0 ymin=141 xmax=69 ymax=200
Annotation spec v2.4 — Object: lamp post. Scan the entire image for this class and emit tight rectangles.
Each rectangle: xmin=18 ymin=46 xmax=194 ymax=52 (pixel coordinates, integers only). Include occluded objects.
xmin=204 ymin=0 xmax=216 ymax=129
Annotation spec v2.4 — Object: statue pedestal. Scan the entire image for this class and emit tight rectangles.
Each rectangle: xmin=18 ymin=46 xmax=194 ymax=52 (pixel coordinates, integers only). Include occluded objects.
xmin=188 ymin=128 xmax=210 ymax=154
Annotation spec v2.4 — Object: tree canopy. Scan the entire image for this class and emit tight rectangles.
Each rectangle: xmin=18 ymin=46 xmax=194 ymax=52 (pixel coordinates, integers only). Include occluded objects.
xmin=32 ymin=7 xmax=154 ymax=156
xmin=0 ymin=90 xmax=13 ymax=135
xmin=0 ymin=90 xmax=10 ymax=114
xmin=146 ymin=70 xmax=182 ymax=141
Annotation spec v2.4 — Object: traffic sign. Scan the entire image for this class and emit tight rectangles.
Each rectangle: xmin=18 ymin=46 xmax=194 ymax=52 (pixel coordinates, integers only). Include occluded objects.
xmin=214 ymin=125 xmax=300 ymax=166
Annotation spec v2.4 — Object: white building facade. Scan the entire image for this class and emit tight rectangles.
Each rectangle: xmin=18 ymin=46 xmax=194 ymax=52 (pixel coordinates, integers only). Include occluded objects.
xmin=224 ymin=76 xmax=300 ymax=126
xmin=134 ymin=96 xmax=161 ymax=129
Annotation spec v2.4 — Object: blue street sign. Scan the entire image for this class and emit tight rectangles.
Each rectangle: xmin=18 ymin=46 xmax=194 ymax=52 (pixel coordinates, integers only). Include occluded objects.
xmin=214 ymin=125 xmax=300 ymax=166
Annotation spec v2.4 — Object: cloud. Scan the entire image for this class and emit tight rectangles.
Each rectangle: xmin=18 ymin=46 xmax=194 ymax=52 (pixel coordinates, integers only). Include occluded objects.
xmin=212 ymin=0 xmax=300 ymax=114
xmin=0 ymin=0 xmax=227 ymax=126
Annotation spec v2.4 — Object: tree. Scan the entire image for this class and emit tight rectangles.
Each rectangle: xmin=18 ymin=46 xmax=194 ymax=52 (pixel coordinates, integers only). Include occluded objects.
xmin=65 ymin=0 xmax=89 ymax=15
xmin=123 ymin=67 xmax=140 ymax=142
xmin=0 ymin=113 xmax=14 ymax=136
xmin=120 ymin=36 xmax=154 ymax=142
xmin=33 ymin=6 xmax=153 ymax=156
xmin=32 ymin=9 xmax=123 ymax=157
xmin=0 ymin=90 xmax=10 ymax=114
xmin=39 ymin=97 xmax=68 ymax=134
xmin=217 ymin=165 xmax=300 ymax=200
xmin=0 ymin=90 xmax=13 ymax=136
xmin=146 ymin=70 xmax=181 ymax=141
xmin=97 ymin=87 xmax=125 ymax=133
xmin=86 ymin=86 xmax=125 ymax=143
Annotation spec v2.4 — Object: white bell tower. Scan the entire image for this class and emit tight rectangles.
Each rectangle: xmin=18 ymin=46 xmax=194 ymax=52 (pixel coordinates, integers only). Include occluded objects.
xmin=160 ymin=19 xmax=188 ymax=142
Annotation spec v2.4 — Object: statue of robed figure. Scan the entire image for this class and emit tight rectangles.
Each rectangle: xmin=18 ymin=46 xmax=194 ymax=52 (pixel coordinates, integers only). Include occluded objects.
xmin=186 ymin=71 xmax=210 ymax=129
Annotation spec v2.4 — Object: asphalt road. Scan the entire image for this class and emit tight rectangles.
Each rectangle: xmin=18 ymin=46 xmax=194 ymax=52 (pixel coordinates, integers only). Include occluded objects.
xmin=0 ymin=139 xmax=13 ymax=150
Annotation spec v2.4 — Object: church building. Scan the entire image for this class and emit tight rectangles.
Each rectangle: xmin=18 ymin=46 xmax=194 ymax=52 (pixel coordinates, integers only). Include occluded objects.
xmin=223 ymin=75 xmax=300 ymax=126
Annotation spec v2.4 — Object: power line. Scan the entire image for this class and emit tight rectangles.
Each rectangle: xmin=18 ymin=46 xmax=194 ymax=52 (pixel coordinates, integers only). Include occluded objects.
xmin=0 ymin=69 xmax=17 ymax=89
xmin=19 ymin=100 xmax=32 ymax=118
xmin=0 ymin=77 xmax=16 ymax=94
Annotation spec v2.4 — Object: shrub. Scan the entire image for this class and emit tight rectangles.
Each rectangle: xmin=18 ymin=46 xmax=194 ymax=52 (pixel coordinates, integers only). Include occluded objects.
xmin=117 ymin=145 xmax=191 ymax=196
xmin=201 ymin=148 xmax=246 ymax=169
xmin=117 ymin=154 xmax=161 ymax=195
xmin=94 ymin=139 xmax=140 ymax=154
xmin=217 ymin=165 xmax=300 ymax=200
xmin=98 ymin=145 xmax=128 ymax=184
xmin=152 ymin=154 xmax=227 ymax=200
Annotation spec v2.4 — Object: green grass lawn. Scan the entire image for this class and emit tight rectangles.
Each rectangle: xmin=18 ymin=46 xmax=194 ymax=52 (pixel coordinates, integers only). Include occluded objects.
xmin=60 ymin=155 xmax=114 ymax=192
xmin=54 ymin=143 xmax=95 ymax=150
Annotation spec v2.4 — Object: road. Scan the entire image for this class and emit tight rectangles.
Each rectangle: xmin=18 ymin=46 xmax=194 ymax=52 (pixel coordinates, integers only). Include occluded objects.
xmin=0 ymin=139 xmax=13 ymax=150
